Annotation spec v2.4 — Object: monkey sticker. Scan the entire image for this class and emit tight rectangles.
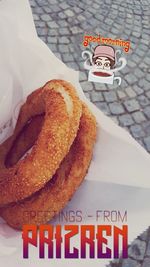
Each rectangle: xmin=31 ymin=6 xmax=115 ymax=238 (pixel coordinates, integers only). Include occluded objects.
xmin=82 ymin=45 xmax=127 ymax=86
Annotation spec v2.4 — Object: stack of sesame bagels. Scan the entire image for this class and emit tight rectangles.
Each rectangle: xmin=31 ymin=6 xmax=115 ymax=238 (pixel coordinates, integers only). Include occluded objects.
xmin=0 ymin=79 xmax=97 ymax=230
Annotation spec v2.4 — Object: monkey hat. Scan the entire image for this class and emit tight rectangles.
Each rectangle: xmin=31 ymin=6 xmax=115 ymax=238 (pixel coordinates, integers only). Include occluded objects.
xmin=93 ymin=45 xmax=115 ymax=61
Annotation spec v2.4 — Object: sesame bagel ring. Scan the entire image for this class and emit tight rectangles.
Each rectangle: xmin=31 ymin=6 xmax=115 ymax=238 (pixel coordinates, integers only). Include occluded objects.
xmin=0 ymin=104 xmax=97 ymax=230
xmin=5 ymin=114 xmax=44 ymax=168
xmin=0 ymin=80 xmax=82 ymax=206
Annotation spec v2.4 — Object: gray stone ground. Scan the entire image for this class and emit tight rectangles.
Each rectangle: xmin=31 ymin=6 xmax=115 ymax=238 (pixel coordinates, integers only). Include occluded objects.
xmin=29 ymin=0 xmax=150 ymax=266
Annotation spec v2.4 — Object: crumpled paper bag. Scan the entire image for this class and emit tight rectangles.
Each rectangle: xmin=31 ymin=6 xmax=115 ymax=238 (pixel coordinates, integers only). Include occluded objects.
xmin=0 ymin=0 xmax=150 ymax=266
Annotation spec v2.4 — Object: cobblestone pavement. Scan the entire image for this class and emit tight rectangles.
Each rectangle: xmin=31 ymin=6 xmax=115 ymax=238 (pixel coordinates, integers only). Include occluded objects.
xmin=30 ymin=0 xmax=150 ymax=153
xmin=107 ymin=227 xmax=150 ymax=267
xmin=29 ymin=0 xmax=150 ymax=266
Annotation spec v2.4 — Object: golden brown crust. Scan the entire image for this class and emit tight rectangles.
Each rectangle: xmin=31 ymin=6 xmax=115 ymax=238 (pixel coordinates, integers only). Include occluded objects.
xmin=5 ymin=115 xmax=44 ymax=167
xmin=0 ymin=80 xmax=82 ymax=206
xmin=1 ymin=104 xmax=97 ymax=230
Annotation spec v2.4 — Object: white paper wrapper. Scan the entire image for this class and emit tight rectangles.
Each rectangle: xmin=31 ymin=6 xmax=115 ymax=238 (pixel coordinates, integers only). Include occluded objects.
xmin=0 ymin=1 xmax=150 ymax=266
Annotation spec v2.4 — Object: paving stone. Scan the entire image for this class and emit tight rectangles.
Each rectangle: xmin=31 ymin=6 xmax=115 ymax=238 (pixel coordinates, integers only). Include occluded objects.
xmin=119 ymin=114 xmax=134 ymax=126
xmin=72 ymin=5 xmax=82 ymax=14
xmin=128 ymin=239 xmax=146 ymax=260
xmin=84 ymin=92 xmax=91 ymax=101
xmin=47 ymin=36 xmax=57 ymax=44
xmin=122 ymin=258 xmax=141 ymax=267
xmin=35 ymin=20 xmax=45 ymax=27
xmin=117 ymin=90 xmax=127 ymax=99
xmin=132 ymin=111 xmax=146 ymax=123
xmin=47 ymin=21 xmax=59 ymax=28
xmin=33 ymin=6 xmax=44 ymax=14
xmin=89 ymin=17 xmax=101 ymax=27
xmin=124 ymin=99 xmax=140 ymax=112
xmin=141 ymin=80 xmax=150 ymax=91
xmin=135 ymin=68 xmax=145 ymax=78
xmin=91 ymin=91 xmax=104 ymax=102
xmin=111 ymin=27 xmax=119 ymax=34
xmin=47 ymin=43 xmax=57 ymax=52
xmin=106 ymin=83 xmax=119 ymax=90
xmin=145 ymin=235 xmax=150 ymax=254
xmin=79 ymin=71 xmax=88 ymax=82
xmin=124 ymin=73 xmax=138 ymax=85
xmin=135 ymin=49 xmax=145 ymax=57
xmin=139 ymin=43 xmax=148 ymax=52
xmin=58 ymin=44 xmax=69 ymax=53
xmin=138 ymin=229 xmax=149 ymax=241
xmin=94 ymin=83 xmax=108 ymax=91
xmin=104 ymin=91 xmax=117 ymax=102
xmin=47 ymin=0 xmax=57 ymax=5
xmin=109 ymin=102 xmax=125 ymax=115
xmin=36 ymin=0 xmax=47 ymax=6
xmin=146 ymin=74 xmax=150 ymax=82
xmin=137 ymin=95 xmax=150 ymax=107
xmin=137 ymin=138 xmax=145 ymax=148
xmin=30 ymin=0 xmax=36 ymax=7
xmin=59 ymin=27 xmax=70 ymax=35
xmin=142 ymin=258 xmax=150 ymax=267
xmin=54 ymin=52 xmax=62 ymax=60
xmin=57 ymin=20 xmax=68 ymax=27
xmin=133 ymin=85 xmax=144 ymax=95
xmin=58 ymin=12 xmax=67 ymax=19
xmin=92 ymin=3 xmax=100 ymax=9
xmin=64 ymin=9 xmax=74 ymax=17
xmin=144 ymin=106 xmax=150 ymax=119
xmin=144 ymin=57 xmax=150 ymax=65
xmin=58 ymin=36 xmax=70 ymax=44
xmin=39 ymin=36 xmax=47 ymax=43
xmin=41 ymin=14 xmax=52 ymax=22
xmin=125 ymin=87 xmax=137 ymax=98
xmin=142 ymin=83 xmax=150 ymax=94
xmin=146 ymin=91 xmax=150 ymax=99
xmin=141 ymin=120 xmax=150 ymax=136
xmin=77 ymin=14 xmax=86 ymax=22
xmin=128 ymin=60 xmax=137 ymax=68
xmin=33 ymin=13 xmax=39 ymax=20
xmin=143 ymin=136 xmax=150 ymax=152
xmin=132 ymin=54 xmax=141 ymax=64
xmin=51 ymin=6 xmax=62 ymax=13
xmin=67 ymin=61 xmax=79 ymax=70
xmin=132 ymin=31 xmax=141 ymax=38
xmin=62 ymin=53 xmax=74 ymax=62
xmin=37 ymin=27 xmax=48 ymax=36
xmin=71 ymin=26 xmax=83 ymax=34
xmin=144 ymin=237 xmax=150 ymax=257
xmin=130 ymin=124 xmax=145 ymax=138
xmin=105 ymin=18 xmax=114 ymax=25
xmin=121 ymin=66 xmax=131 ymax=75
xmin=48 ymin=28 xmax=58 ymax=36
xmin=110 ymin=116 xmax=119 ymax=125
xmin=80 ymin=81 xmax=94 ymax=92
xmin=95 ymin=102 xmax=110 ymax=115
xmin=43 ymin=6 xmax=52 ymax=13
xmin=78 ymin=59 xmax=85 ymax=70
xmin=139 ymin=62 xmax=148 ymax=72
xmin=59 ymin=3 xmax=69 ymax=10
xmin=141 ymin=38 xmax=149 ymax=46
